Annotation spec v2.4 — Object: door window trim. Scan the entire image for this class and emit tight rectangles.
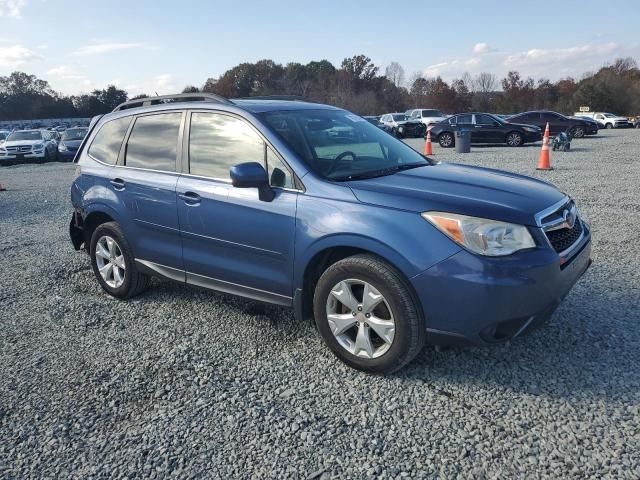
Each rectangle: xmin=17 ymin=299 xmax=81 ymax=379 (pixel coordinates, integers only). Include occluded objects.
xmin=181 ymin=109 xmax=304 ymax=192
xmin=114 ymin=110 xmax=186 ymax=174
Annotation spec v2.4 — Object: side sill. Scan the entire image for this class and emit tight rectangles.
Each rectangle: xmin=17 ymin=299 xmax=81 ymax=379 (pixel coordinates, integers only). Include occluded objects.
xmin=186 ymin=272 xmax=292 ymax=307
xmin=135 ymin=259 xmax=186 ymax=283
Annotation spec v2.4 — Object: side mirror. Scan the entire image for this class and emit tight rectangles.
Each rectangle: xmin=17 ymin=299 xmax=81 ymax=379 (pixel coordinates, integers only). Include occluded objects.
xmin=230 ymin=162 xmax=274 ymax=202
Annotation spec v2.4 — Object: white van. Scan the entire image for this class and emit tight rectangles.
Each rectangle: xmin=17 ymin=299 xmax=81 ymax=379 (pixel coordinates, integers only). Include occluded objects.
xmin=574 ymin=112 xmax=632 ymax=129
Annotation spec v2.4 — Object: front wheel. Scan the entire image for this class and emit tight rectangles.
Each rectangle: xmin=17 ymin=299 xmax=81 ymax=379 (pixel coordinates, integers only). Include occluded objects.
xmin=506 ymin=131 xmax=523 ymax=147
xmin=313 ymin=254 xmax=425 ymax=374
xmin=606 ymin=123 xmax=613 ymax=129
xmin=438 ymin=132 xmax=454 ymax=148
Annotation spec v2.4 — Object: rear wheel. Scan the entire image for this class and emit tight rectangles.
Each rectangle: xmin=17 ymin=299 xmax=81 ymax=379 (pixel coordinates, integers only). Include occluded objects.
xmin=90 ymin=222 xmax=150 ymax=299
xmin=506 ymin=131 xmax=523 ymax=147
xmin=438 ymin=132 xmax=454 ymax=148
xmin=573 ymin=126 xmax=585 ymax=138
xmin=313 ymin=254 xmax=425 ymax=374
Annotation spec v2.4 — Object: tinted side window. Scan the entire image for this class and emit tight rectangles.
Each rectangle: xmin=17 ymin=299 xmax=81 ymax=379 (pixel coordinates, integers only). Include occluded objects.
xmin=448 ymin=117 xmax=457 ymax=125
xmin=457 ymin=114 xmax=473 ymax=124
xmin=88 ymin=116 xmax=132 ymax=165
xmin=475 ymin=114 xmax=496 ymax=125
xmin=189 ymin=112 xmax=264 ymax=179
xmin=125 ymin=113 xmax=182 ymax=171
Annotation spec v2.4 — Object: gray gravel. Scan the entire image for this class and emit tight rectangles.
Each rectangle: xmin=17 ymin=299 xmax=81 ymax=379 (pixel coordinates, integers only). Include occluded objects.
xmin=1 ymin=129 xmax=639 ymax=478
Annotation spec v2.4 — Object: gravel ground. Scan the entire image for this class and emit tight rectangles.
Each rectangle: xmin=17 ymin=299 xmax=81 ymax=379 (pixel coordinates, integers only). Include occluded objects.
xmin=1 ymin=129 xmax=639 ymax=479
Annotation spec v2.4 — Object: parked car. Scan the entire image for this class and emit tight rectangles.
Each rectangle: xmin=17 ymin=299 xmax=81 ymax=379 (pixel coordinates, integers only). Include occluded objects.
xmin=57 ymin=127 xmax=89 ymax=161
xmin=633 ymin=116 xmax=640 ymax=128
xmin=362 ymin=116 xmax=386 ymax=130
xmin=69 ymin=93 xmax=592 ymax=373
xmin=0 ymin=129 xmax=58 ymax=162
xmin=406 ymin=109 xmax=448 ymax=128
xmin=568 ymin=116 xmax=599 ymax=135
xmin=429 ymin=113 xmax=542 ymax=147
xmin=378 ymin=113 xmax=426 ymax=138
xmin=0 ymin=130 xmax=10 ymax=143
xmin=507 ymin=111 xmax=593 ymax=138
xmin=574 ymin=112 xmax=632 ymax=129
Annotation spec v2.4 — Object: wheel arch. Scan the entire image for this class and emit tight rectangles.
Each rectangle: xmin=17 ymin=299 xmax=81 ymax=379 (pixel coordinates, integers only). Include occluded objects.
xmin=294 ymin=236 xmax=422 ymax=324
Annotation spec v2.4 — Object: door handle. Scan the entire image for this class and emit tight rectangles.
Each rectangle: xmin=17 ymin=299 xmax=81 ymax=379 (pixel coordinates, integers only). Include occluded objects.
xmin=110 ymin=178 xmax=125 ymax=190
xmin=178 ymin=191 xmax=201 ymax=205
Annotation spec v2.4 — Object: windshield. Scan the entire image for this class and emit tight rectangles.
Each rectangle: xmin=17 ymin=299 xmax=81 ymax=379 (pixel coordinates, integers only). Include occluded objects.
xmin=392 ymin=114 xmax=408 ymax=121
xmin=62 ymin=128 xmax=88 ymax=141
xmin=259 ymin=109 xmax=431 ymax=181
xmin=7 ymin=131 xmax=42 ymax=141
xmin=422 ymin=110 xmax=445 ymax=117
xmin=604 ymin=113 xmax=617 ymax=118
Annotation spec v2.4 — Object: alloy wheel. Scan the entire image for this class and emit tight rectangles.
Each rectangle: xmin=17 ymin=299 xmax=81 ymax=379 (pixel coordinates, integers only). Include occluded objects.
xmin=507 ymin=132 xmax=522 ymax=146
xmin=95 ymin=235 xmax=126 ymax=288
xmin=325 ymin=279 xmax=395 ymax=359
xmin=440 ymin=133 xmax=453 ymax=147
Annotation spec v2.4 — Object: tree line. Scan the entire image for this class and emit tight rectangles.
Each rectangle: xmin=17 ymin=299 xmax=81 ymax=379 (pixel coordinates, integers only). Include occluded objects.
xmin=1 ymin=55 xmax=639 ymax=121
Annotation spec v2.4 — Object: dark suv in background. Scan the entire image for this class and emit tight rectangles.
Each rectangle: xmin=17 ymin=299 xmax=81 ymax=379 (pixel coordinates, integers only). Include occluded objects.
xmin=429 ymin=112 xmax=542 ymax=147
xmin=69 ymin=94 xmax=591 ymax=374
xmin=508 ymin=111 xmax=595 ymax=138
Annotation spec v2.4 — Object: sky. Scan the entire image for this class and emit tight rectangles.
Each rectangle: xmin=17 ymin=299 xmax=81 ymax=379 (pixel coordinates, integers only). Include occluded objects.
xmin=1 ymin=0 xmax=639 ymax=96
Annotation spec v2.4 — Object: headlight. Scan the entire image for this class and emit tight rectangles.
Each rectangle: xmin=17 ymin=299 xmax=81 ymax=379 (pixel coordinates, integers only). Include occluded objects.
xmin=523 ymin=127 xmax=538 ymax=133
xmin=422 ymin=212 xmax=536 ymax=256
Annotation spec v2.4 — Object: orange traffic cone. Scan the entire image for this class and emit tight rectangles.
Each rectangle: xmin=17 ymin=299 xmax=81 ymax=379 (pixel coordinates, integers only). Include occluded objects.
xmin=536 ymin=122 xmax=552 ymax=170
xmin=424 ymin=129 xmax=433 ymax=155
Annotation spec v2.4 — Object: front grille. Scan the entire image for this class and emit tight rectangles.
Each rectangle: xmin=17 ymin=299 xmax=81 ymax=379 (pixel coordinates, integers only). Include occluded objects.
xmin=5 ymin=145 xmax=32 ymax=153
xmin=546 ymin=219 xmax=583 ymax=253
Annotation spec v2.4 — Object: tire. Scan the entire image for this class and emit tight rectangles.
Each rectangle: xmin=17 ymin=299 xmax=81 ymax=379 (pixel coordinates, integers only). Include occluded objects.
xmin=606 ymin=123 xmax=613 ymax=129
xmin=505 ymin=131 xmax=523 ymax=147
xmin=89 ymin=221 xmax=150 ymax=299
xmin=438 ymin=132 xmax=454 ymax=148
xmin=313 ymin=254 xmax=425 ymax=374
xmin=572 ymin=126 xmax=585 ymax=138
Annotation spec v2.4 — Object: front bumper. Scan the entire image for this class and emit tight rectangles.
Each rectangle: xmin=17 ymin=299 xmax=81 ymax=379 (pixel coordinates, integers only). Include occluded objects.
xmin=0 ymin=151 xmax=46 ymax=162
xmin=411 ymin=223 xmax=592 ymax=346
xmin=523 ymin=131 xmax=543 ymax=142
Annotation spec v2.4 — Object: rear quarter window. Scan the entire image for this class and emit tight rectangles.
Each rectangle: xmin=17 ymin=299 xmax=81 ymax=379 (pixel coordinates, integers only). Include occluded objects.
xmin=88 ymin=117 xmax=132 ymax=165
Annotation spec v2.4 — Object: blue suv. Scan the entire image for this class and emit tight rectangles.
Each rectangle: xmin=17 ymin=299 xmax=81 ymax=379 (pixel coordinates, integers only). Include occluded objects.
xmin=70 ymin=94 xmax=592 ymax=373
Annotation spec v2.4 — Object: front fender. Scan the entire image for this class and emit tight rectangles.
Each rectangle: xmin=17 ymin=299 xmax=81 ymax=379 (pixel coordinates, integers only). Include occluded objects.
xmin=293 ymin=194 xmax=461 ymax=289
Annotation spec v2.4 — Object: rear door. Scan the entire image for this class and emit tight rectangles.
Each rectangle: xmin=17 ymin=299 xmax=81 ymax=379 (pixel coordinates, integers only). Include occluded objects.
xmin=176 ymin=111 xmax=298 ymax=303
xmin=115 ymin=111 xmax=185 ymax=274
xmin=473 ymin=114 xmax=503 ymax=143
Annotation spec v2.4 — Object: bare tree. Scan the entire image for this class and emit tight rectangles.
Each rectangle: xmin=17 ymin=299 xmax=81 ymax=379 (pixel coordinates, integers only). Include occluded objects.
xmin=474 ymin=72 xmax=497 ymax=94
xmin=384 ymin=62 xmax=405 ymax=87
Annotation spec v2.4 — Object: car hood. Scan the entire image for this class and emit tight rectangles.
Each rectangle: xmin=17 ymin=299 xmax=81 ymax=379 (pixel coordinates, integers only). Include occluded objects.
xmin=61 ymin=139 xmax=83 ymax=147
xmin=396 ymin=120 xmax=422 ymax=126
xmin=2 ymin=140 xmax=41 ymax=147
xmin=346 ymin=163 xmax=565 ymax=226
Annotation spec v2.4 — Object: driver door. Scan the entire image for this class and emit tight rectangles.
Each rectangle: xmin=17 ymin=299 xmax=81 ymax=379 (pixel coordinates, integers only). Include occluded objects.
xmin=176 ymin=111 xmax=298 ymax=302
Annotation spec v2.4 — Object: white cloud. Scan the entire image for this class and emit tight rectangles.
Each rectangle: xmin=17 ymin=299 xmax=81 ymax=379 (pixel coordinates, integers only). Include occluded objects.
xmin=0 ymin=44 xmax=41 ymax=67
xmin=125 ymin=74 xmax=177 ymax=96
xmin=47 ymin=65 xmax=88 ymax=81
xmin=473 ymin=42 xmax=491 ymax=54
xmin=420 ymin=41 xmax=636 ymax=82
xmin=36 ymin=44 xmax=48 ymax=49
xmin=0 ymin=0 xmax=26 ymax=17
xmin=71 ymin=42 xmax=146 ymax=56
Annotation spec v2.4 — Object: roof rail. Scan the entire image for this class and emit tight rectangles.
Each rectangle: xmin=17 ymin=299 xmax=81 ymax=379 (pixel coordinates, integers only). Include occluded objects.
xmin=235 ymin=95 xmax=313 ymax=102
xmin=112 ymin=93 xmax=233 ymax=112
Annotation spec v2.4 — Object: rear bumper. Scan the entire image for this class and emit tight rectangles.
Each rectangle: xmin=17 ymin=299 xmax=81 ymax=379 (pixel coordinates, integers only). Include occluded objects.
xmin=411 ymin=224 xmax=592 ymax=346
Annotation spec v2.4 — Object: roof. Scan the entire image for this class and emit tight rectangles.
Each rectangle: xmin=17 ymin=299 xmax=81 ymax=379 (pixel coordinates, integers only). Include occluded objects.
xmin=230 ymin=99 xmax=338 ymax=113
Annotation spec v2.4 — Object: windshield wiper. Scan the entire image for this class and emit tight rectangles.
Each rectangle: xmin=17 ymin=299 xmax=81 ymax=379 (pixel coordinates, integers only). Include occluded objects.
xmin=332 ymin=162 xmax=428 ymax=181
